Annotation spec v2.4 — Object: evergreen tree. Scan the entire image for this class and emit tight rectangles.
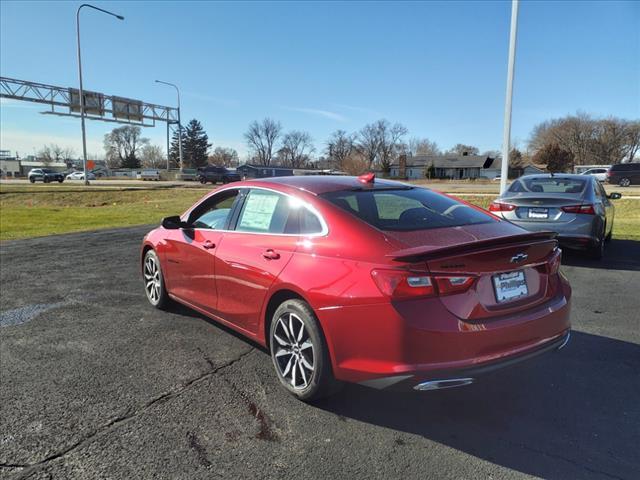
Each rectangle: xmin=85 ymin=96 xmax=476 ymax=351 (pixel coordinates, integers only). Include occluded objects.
xmin=183 ymin=119 xmax=211 ymax=168
xmin=169 ymin=127 xmax=186 ymax=168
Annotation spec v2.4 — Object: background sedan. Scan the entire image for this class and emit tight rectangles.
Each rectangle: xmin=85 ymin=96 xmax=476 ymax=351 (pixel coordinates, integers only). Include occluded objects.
xmin=66 ymin=171 xmax=96 ymax=181
xmin=490 ymin=174 xmax=622 ymax=259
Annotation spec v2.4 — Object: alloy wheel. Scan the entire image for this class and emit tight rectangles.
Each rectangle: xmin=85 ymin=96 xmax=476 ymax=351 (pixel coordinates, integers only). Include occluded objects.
xmin=143 ymin=254 xmax=161 ymax=304
xmin=272 ymin=312 xmax=315 ymax=390
xmin=620 ymin=178 xmax=631 ymax=187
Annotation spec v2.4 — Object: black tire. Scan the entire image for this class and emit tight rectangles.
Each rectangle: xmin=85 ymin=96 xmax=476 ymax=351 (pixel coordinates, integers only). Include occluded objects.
xmin=142 ymin=249 xmax=170 ymax=309
xmin=588 ymin=229 xmax=606 ymax=260
xmin=58 ymin=178 xmax=64 ymax=183
xmin=199 ymin=177 xmax=207 ymax=184
xmin=605 ymin=224 xmax=612 ymax=242
xmin=619 ymin=177 xmax=631 ymax=187
xmin=43 ymin=177 xmax=50 ymax=183
xmin=29 ymin=177 xmax=35 ymax=183
xmin=269 ymin=299 xmax=341 ymax=401
xmin=222 ymin=177 xmax=229 ymax=184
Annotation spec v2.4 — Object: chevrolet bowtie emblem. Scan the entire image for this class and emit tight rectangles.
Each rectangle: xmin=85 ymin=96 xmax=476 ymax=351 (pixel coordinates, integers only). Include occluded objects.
xmin=510 ymin=253 xmax=528 ymax=263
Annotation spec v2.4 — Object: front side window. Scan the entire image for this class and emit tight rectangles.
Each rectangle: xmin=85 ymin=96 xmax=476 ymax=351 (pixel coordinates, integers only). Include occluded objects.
xmin=508 ymin=177 xmax=586 ymax=194
xmin=322 ymin=187 xmax=493 ymax=231
xmin=189 ymin=189 xmax=239 ymax=229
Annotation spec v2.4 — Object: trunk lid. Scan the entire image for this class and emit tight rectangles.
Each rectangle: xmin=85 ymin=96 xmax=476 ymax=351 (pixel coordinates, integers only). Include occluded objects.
xmin=386 ymin=224 xmax=560 ymax=321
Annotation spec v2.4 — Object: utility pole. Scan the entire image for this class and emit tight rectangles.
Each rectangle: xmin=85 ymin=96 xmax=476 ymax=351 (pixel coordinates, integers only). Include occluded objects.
xmin=500 ymin=0 xmax=519 ymax=196
xmin=77 ymin=4 xmax=124 ymax=186
xmin=155 ymin=80 xmax=183 ymax=171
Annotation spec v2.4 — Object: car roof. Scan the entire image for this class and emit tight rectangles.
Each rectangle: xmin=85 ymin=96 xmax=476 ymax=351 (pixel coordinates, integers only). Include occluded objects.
xmin=514 ymin=173 xmax=592 ymax=181
xmin=249 ymin=175 xmax=409 ymax=195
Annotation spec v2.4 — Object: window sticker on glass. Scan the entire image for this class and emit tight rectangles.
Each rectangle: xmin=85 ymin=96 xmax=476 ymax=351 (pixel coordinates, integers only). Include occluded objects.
xmin=238 ymin=191 xmax=280 ymax=231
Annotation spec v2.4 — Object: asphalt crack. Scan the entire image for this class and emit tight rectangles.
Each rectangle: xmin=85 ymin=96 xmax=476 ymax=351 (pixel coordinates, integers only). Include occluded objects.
xmin=2 ymin=347 xmax=255 ymax=478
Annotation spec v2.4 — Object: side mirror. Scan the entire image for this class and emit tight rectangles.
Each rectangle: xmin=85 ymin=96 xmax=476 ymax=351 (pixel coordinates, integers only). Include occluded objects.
xmin=161 ymin=215 xmax=188 ymax=230
xmin=608 ymin=192 xmax=622 ymax=200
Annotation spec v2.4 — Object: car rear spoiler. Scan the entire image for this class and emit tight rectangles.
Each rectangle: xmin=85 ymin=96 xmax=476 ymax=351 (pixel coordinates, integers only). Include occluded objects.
xmin=388 ymin=231 xmax=558 ymax=262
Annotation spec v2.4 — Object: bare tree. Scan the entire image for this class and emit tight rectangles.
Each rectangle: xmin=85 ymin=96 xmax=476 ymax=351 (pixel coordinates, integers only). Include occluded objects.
xmin=279 ymin=131 xmax=314 ymax=168
xmin=140 ymin=145 xmax=166 ymax=169
xmin=342 ymin=150 xmax=369 ymax=175
xmin=378 ymin=120 xmax=409 ymax=173
xmin=447 ymin=144 xmax=480 ymax=156
xmin=623 ymin=120 xmax=640 ymax=162
xmin=528 ymin=113 xmax=638 ymax=165
xmin=38 ymin=144 xmax=75 ymax=165
xmin=244 ymin=118 xmax=282 ymax=166
xmin=357 ymin=122 xmax=381 ymax=168
xmin=405 ymin=137 xmax=440 ymax=156
xmin=326 ymin=130 xmax=355 ymax=170
xmin=208 ymin=147 xmax=239 ymax=167
xmin=104 ymin=125 xmax=149 ymax=169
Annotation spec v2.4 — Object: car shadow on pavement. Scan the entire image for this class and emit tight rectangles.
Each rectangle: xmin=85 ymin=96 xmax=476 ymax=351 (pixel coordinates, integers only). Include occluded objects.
xmin=315 ymin=330 xmax=640 ymax=480
xmin=562 ymin=239 xmax=640 ymax=271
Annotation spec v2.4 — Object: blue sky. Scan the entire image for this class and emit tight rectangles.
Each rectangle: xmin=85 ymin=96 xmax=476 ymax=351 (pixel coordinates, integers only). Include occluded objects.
xmin=1 ymin=0 xmax=638 ymax=160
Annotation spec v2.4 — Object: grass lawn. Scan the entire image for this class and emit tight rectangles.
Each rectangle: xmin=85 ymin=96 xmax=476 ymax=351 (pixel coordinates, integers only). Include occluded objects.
xmin=0 ymin=185 xmax=209 ymax=241
xmin=1 ymin=184 xmax=638 ymax=241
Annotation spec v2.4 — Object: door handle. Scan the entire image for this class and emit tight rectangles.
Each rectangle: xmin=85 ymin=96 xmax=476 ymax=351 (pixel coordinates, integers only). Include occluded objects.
xmin=262 ymin=249 xmax=280 ymax=260
xmin=202 ymin=240 xmax=216 ymax=249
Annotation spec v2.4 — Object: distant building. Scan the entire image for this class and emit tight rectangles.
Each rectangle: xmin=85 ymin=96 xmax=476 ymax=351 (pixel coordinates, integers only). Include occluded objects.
xmin=0 ymin=150 xmax=21 ymax=177
xmin=237 ymin=164 xmax=294 ymax=179
xmin=482 ymin=157 xmax=545 ymax=179
xmin=390 ymin=154 xmax=495 ymax=179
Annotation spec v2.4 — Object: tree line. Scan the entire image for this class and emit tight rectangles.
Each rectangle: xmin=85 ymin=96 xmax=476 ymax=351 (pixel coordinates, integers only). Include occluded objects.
xmin=94 ymin=111 xmax=638 ymax=173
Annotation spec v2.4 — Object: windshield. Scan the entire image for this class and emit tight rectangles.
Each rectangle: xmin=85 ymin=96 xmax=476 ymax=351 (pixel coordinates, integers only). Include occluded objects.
xmin=321 ymin=188 xmax=493 ymax=231
xmin=42 ymin=169 xmax=54 ymax=173
xmin=508 ymin=177 xmax=586 ymax=194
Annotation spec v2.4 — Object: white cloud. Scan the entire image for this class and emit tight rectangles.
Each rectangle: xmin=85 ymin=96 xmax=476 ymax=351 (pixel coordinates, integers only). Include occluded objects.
xmin=281 ymin=106 xmax=347 ymax=122
xmin=0 ymin=129 xmax=103 ymax=157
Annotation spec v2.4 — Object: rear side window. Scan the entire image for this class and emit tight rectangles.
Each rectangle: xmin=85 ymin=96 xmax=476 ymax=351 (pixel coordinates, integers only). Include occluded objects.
xmin=508 ymin=177 xmax=586 ymax=194
xmin=321 ymin=188 xmax=493 ymax=232
xmin=234 ymin=189 xmax=325 ymax=235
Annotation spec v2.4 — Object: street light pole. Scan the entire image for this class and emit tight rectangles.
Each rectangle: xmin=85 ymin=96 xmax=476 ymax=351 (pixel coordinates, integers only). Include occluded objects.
xmin=76 ymin=4 xmax=124 ymax=186
xmin=500 ymin=0 xmax=519 ymax=196
xmin=155 ymin=80 xmax=183 ymax=171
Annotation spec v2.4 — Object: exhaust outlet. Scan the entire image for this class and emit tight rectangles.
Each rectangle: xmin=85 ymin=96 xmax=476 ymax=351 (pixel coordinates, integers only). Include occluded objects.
xmin=414 ymin=377 xmax=475 ymax=391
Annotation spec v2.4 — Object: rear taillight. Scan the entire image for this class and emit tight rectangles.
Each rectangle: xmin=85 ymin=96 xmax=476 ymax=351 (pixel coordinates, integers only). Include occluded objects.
xmin=488 ymin=201 xmax=516 ymax=212
xmin=561 ymin=204 xmax=595 ymax=215
xmin=371 ymin=270 xmax=474 ymax=299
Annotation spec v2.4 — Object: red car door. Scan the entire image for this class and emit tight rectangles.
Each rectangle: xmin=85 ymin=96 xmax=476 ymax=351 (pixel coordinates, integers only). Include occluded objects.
xmin=214 ymin=188 xmax=301 ymax=334
xmin=163 ymin=189 xmax=241 ymax=313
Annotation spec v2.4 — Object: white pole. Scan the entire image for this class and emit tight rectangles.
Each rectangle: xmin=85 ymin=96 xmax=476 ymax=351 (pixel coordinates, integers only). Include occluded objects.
xmin=500 ymin=0 xmax=519 ymax=196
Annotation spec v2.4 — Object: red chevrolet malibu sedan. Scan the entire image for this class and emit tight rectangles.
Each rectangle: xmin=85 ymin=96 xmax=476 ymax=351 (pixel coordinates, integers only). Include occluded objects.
xmin=141 ymin=175 xmax=571 ymax=401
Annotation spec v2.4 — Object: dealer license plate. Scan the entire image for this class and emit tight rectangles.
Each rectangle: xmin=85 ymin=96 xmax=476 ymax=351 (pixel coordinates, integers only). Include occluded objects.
xmin=493 ymin=270 xmax=528 ymax=303
xmin=528 ymin=207 xmax=549 ymax=219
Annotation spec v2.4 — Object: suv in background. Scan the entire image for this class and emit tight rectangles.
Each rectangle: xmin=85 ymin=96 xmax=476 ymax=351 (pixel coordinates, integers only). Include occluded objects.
xmin=197 ymin=165 xmax=241 ymax=184
xmin=28 ymin=168 xmax=65 ymax=183
xmin=606 ymin=163 xmax=640 ymax=187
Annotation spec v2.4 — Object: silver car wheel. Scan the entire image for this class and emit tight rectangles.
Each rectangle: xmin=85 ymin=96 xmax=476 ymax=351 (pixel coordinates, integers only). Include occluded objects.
xmin=272 ymin=312 xmax=315 ymax=390
xmin=620 ymin=178 xmax=631 ymax=187
xmin=143 ymin=254 xmax=161 ymax=304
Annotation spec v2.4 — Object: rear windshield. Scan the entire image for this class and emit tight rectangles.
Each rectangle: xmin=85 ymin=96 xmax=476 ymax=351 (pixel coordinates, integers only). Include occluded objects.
xmin=321 ymin=188 xmax=493 ymax=231
xmin=508 ymin=177 xmax=586 ymax=194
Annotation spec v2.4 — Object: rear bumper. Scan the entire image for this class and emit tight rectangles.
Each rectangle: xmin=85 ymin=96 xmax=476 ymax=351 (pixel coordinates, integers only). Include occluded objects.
xmin=505 ymin=218 xmax=598 ymax=250
xmin=319 ymin=276 xmax=572 ymax=388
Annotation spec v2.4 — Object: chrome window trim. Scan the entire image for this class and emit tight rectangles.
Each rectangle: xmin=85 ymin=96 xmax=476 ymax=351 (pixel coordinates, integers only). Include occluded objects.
xmin=184 ymin=185 xmax=329 ymax=237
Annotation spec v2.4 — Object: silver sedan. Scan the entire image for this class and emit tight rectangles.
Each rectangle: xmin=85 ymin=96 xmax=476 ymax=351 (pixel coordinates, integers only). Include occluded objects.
xmin=489 ymin=174 xmax=622 ymax=259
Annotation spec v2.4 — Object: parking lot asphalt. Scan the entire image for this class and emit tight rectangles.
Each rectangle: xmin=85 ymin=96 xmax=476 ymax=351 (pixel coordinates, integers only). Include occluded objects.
xmin=1 ymin=227 xmax=639 ymax=480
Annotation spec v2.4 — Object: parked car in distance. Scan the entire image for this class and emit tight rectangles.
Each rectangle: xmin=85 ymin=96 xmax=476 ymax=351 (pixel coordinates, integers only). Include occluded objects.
xmin=489 ymin=174 xmax=622 ymax=259
xmin=137 ymin=169 xmax=161 ymax=181
xmin=28 ymin=168 xmax=65 ymax=183
xmin=177 ymin=168 xmax=198 ymax=181
xmin=66 ymin=171 xmax=96 ymax=181
xmin=142 ymin=174 xmax=571 ymax=401
xmin=580 ymin=168 xmax=608 ymax=182
xmin=197 ymin=165 xmax=241 ymax=184
xmin=492 ymin=175 xmax=502 ymax=181
xmin=606 ymin=162 xmax=640 ymax=187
